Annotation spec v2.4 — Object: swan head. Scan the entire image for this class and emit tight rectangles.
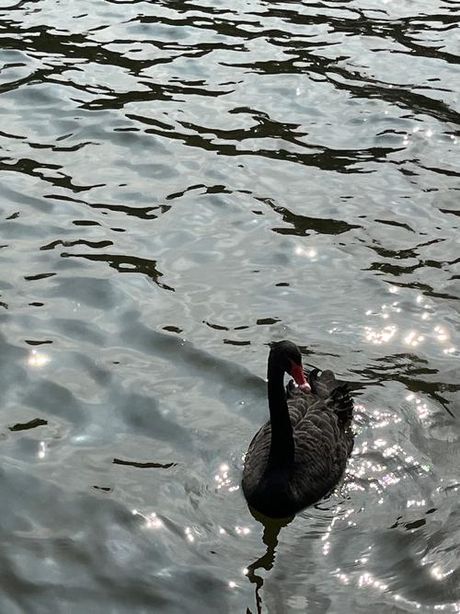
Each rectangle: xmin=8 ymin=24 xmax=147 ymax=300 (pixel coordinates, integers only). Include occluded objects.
xmin=269 ymin=340 xmax=310 ymax=391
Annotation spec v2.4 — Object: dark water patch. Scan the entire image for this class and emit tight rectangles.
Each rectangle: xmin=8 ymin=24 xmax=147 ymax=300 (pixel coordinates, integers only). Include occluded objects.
xmin=41 ymin=239 xmax=114 ymax=251
xmin=113 ymin=458 xmax=177 ymax=469
xmin=163 ymin=325 xmax=183 ymax=334
xmin=223 ymin=339 xmax=251 ymax=346
xmin=61 ymin=252 xmax=175 ymax=290
xmin=204 ymin=320 xmax=230 ymax=331
xmin=256 ymin=317 xmax=279 ymax=326
xmin=93 ymin=485 xmax=112 ymax=492
xmin=9 ymin=418 xmax=48 ymax=432
xmin=264 ymin=199 xmax=361 ymax=236
xmin=24 ymin=272 xmax=56 ymax=282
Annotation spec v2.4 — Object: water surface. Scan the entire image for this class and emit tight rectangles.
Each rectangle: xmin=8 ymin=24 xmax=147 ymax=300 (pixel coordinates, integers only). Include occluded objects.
xmin=0 ymin=0 xmax=459 ymax=612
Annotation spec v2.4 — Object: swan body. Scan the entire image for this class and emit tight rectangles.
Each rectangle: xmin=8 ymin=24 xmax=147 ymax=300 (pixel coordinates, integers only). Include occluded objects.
xmin=242 ymin=341 xmax=353 ymax=518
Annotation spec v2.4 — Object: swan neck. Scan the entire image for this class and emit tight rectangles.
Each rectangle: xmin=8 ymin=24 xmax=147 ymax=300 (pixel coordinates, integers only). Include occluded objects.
xmin=267 ymin=360 xmax=294 ymax=467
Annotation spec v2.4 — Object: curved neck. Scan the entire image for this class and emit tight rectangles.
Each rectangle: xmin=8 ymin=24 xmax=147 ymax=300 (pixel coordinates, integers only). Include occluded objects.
xmin=267 ymin=357 xmax=294 ymax=468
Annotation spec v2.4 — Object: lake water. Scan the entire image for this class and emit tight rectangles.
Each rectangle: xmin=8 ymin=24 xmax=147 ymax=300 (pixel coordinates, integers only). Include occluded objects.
xmin=0 ymin=0 xmax=459 ymax=612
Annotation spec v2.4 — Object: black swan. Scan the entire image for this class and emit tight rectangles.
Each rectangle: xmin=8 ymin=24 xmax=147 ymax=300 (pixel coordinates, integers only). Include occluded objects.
xmin=242 ymin=340 xmax=353 ymax=518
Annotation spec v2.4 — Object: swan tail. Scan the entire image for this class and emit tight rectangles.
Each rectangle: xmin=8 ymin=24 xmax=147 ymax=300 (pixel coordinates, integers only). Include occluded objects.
xmin=308 ymin=368 xmax=353 ymax=421
xmin=326 ymin=383 xmax=353 ymax=412
xmin=308 ymin=368 xmax=338 ymax=398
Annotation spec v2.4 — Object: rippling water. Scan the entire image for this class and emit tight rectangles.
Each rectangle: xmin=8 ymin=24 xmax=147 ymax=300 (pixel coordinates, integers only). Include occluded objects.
xmin=1 ymin=0 xmax=459 ymax=611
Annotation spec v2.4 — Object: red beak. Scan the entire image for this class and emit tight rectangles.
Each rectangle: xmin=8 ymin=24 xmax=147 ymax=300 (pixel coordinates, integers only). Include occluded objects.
xmin=290 ymin=363 xmax=311 ymax=391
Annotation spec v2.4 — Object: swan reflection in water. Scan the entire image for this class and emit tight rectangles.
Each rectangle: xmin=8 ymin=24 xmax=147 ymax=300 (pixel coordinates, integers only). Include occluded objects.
xmin=244 ymin=508 xmax=294 ymax=614
xmin=244 ymin=496 xmax=353 ymax=613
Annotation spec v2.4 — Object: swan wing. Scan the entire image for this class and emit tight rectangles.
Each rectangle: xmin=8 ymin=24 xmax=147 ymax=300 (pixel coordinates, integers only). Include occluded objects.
xmin=242 ymin=421 xmax=271 ymax=493
xmin=289 ymin=399 xmax=353 ymax=501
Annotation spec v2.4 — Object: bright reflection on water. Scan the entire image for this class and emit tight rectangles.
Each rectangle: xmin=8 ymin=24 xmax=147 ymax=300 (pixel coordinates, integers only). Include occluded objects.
xmin=37 ymin=441 xmax=46 ymax=460
xmin=132 ymin=509 xmax=164 ymax=530
xmin=27 ymin=350 xmax=50 ymax=368
xmin=295 ymin=245 xmax=318 ymax=260
xmin=363 ymin=290 xmax=459 ymax=369
xmin=184 ymin=527 xmax=195 ymax=543
xmin=214 ymin=462 xmax=240 ymax=493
